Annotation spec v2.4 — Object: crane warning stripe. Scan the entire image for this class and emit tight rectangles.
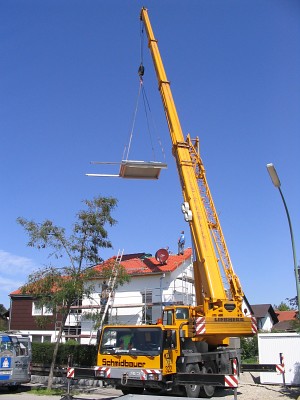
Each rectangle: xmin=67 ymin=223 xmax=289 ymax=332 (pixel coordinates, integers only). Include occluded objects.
xmin=142 ymin=369 xmax=160 ymax=373
xmin=251 ymin=316 xmax=258 ymax=333
xmin=67 ymin=368 xmax=74 ymax=379
xmin=232 ymin=359 xmax=237 ymax=375
xmin=141 ymin=369 xmax=160 ymax=381
xmin=276 ymin=364 xmax=285 ymax=374
xmin=224 ymin=375 xmax=238 ymax=387
xmin=94 ymin=366 xmax=111 ymax=377
xmin=195 ymin=317 xmax=206 ymax=335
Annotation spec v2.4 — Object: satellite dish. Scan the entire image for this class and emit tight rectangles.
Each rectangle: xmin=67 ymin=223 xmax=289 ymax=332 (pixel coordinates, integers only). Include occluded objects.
xmin=155 ymin=248 xmax=169 ymax=264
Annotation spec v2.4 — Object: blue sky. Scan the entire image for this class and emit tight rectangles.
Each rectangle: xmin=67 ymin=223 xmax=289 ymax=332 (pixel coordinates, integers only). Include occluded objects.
xmin=1 ymin=1 xmax=299 ymax=310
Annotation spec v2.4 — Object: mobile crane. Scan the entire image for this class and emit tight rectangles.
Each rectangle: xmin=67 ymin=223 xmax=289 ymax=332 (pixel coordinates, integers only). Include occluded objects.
xmin=72 ymin=8 xmax=256 ymax=398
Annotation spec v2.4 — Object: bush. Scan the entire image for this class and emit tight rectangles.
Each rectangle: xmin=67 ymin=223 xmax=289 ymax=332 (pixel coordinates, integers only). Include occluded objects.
xmin=32 ymin=342 xmax=97 ymax=367
xmin=240 ymin=335 xmax=258 ymax=362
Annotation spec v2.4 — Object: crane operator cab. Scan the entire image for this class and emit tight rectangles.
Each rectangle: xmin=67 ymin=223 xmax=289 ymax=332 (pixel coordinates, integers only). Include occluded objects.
xmin=163 ymin=306 xmax=190 ymax=325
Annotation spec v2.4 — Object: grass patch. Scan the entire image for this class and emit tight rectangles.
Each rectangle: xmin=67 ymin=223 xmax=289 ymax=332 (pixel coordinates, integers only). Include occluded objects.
xmin=30 ymin=387 xmax=66 ymax=396
xmin=242 ymin=357 xmax=258 ymax=364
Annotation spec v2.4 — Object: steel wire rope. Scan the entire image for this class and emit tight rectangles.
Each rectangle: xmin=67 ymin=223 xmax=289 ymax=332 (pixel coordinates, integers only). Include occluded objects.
xmin=139 ymin=21 xmax=166 ymax=162
xmin=141 ymin=83 xmax=156 ymax=160
xmin=124 ymin=20 xmax=146 ymax=161
xmin=125 ymin=81 xmax=143 ymax=161
xmin=126 ymin=19 xmax=166 ymax=162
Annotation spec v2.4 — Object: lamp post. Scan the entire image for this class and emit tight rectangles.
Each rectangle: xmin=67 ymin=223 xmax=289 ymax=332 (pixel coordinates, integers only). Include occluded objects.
xmin=266 ymin=163 xmax=300 ymax=314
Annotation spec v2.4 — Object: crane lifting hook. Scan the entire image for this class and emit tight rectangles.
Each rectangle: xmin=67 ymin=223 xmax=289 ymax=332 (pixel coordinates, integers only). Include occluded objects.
xmin=138 ymin=63 xmax=145 ymax=80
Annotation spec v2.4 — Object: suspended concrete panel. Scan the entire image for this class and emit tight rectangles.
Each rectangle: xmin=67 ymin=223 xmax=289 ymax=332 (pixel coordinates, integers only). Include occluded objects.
xmin=86 ymin=160 xmax=167 ymax=180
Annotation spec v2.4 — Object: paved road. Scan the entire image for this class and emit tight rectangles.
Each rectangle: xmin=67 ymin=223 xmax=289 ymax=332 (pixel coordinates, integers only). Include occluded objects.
xmin=0 ymin=385 xmax=239 ymax=400
xmin=0 ymin=385 xmax=122 ymax=400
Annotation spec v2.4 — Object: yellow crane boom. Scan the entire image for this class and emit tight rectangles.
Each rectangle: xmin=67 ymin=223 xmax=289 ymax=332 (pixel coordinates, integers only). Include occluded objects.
xmin=84 ymin=10 xmax=257 ymax=398
xmin=140 ymin=8 xmax=244 ymax=317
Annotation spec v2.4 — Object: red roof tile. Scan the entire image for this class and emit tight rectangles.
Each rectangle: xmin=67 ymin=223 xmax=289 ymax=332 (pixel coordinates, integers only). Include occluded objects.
xmin=94 ymin=248 xmax=192 ymax=275
xmin=10 ymin=248 xmax=193 ymax=296
xmin=275 ymin=310 xmax=297 ymax=321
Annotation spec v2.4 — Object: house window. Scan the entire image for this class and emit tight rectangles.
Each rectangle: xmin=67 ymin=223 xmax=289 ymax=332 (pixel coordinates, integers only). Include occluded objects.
xmin=70 ymin=298 xmax=82 ymax=314
xmin=141 ymin=291 xmax=152 ymax=323
xmin=31 ymin=335 xmax=42 ymax=343
xmin=31 ymin=335 xmax=51 ymax=343
xmin=32 ymin=302 xmax=53 ymax=316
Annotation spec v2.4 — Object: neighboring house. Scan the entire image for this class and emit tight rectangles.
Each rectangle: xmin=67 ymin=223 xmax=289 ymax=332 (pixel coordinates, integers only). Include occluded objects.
xmin=251 ymin=304 xmax=279 ymax=331
xmin=8 ymin=293 xmax=62 ymax=343
xmin=9 ymin=248 xmax=194 ymax=344
xmin=242 ymin=295 xmax=254 ymax=317
xmin=272 ymin=310 xmax=298 ymax=332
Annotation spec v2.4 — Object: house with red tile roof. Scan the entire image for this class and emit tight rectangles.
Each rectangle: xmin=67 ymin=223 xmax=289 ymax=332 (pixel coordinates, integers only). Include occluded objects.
xmin=272 ymin=310 xmax=298 ymax=332
xmin=9 ymin=248 xmax=194 ymax=344
xmin=81 ymin=248 xmax=194 ymax=343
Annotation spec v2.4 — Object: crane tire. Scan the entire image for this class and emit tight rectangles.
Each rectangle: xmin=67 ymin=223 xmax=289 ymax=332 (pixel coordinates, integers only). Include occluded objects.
xmin=121 ymin=387 xmax=144 ymax=395
xmin=199 ymin=361 xmax=216 ymax=398
xmin=184 ymin=363 xmax=201 ymax=398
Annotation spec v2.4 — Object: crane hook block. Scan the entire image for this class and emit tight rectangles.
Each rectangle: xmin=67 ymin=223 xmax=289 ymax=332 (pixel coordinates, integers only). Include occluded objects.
xmin=138 ymin=63 xmax=145 ymax=77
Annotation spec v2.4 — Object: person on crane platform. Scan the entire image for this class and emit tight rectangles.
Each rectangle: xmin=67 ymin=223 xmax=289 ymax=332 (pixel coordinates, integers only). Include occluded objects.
xmin=178 ymin=231 xmax=185 ymax=255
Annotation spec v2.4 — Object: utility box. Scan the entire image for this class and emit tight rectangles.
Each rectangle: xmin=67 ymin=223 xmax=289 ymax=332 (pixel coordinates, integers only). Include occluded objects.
xmin=258 ymin=332 xmax=300 ymax=385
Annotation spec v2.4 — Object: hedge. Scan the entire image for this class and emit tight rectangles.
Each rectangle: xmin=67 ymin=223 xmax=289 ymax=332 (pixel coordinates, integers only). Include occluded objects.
xmin=32 ymin=342 xmax=98 ymax=367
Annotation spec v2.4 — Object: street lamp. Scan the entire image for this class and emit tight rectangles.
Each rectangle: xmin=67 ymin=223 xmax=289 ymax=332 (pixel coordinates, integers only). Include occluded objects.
xmin=266 ymin=163 xmax=300 ymax=314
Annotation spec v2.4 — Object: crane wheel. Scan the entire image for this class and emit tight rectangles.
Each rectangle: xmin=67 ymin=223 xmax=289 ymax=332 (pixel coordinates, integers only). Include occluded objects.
xmin=199 ymin=362 xmax=216 ymax=398
xmin=121 ymin=387 xmax=144 ymax=395
xmin=184 ymin=363 xmax=201 ymax=398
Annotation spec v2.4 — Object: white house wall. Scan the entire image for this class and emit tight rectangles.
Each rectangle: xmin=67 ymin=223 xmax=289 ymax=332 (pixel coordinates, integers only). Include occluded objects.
xmin=80 ymin=256 xmax=194 ymax=344
xmin=259 ymin=314 xmax=273 ymax=332
xmin=17 ymin=330 xmax=57 ymax=343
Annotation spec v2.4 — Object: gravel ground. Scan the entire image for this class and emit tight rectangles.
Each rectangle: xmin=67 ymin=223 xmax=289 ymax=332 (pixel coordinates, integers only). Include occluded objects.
xmin=65 ymin=374 xmax=300 ymax=400
xmin=77 ymin=374 xmax=300 ymax=400
xmin=0 ymin=374 xmax=299 ymax=400
xmin=235 ymin=372 xmax=300 ymax=399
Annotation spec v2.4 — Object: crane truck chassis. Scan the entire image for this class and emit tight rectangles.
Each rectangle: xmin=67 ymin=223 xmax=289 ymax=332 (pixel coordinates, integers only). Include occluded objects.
xmin=70 ymin=7 xmax=259 ymax=398
xmin=69 ymin=309 xmax=242 ymax=397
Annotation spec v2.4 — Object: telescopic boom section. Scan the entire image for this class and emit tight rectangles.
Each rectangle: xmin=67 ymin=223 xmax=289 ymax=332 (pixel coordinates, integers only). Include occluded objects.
xmin=140 ymin=8 xmax=244 ymax=309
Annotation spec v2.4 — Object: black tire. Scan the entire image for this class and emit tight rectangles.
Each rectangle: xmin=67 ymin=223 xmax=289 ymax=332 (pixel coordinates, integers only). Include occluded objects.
xmin=184 ymin=363 xmax=201 ymax=398
xmin=8 ymin=385 xmax=19 ymax=392
xmin=121 ymin=387 xmax=144 ymax=395
xmin=146 ymin=388 xmax=162 ymax=394
xmin=199 ymin=362 xmax=216 ymax=398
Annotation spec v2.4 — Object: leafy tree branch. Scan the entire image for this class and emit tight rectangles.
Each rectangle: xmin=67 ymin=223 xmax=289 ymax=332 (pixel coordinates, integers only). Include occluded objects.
xmin=17 ymin=196 xmax=129 ymax=389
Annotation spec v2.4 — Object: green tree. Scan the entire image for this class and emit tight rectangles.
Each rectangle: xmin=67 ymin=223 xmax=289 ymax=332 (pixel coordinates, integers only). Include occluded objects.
xmin=286 ymin=296 xmax=298 ymax=310
xmin=240 ymin=335 xmax=258 ymax=362
xmin=17 ymin=196 xmax=130 ymax=389
xmin=274 ymin=301 xmax=293 ymax=311
xmin=0 ymin=304 xmax=8 ymax=331
xmin=0 ymin=304 xmax=7 ymax=314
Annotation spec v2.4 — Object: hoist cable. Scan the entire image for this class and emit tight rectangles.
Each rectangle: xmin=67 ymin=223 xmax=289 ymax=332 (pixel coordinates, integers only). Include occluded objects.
xmin=125 ymin=80 xmax=143 ymax=161
xmin=126 ymin=19 xmax=166 ymax=162
xmin=140 ymin=21 xmax=166 ymax=162
xmin=141 ymin=83 xmax=166 ymax=162
xmin=140 ymin=20 xmax=145 ymax=65
xmin=125 ymin=22 xmax=145 ymax=161
xmin=141 ymin=84 xmax=156 ymax=160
